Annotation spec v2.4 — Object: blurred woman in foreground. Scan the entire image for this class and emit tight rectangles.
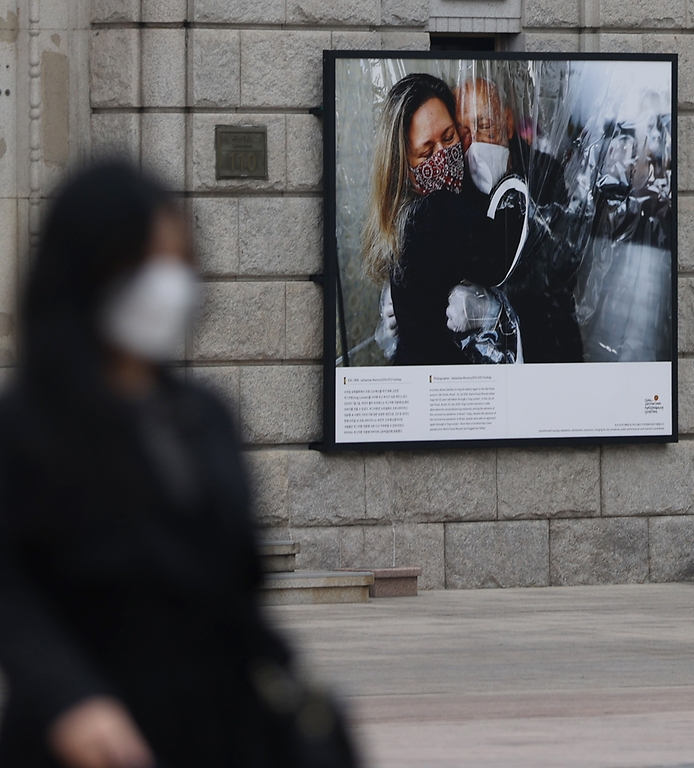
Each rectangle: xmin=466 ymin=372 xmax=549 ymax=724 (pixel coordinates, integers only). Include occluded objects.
xmin=0 ymin=162 xmax=356 ymax=768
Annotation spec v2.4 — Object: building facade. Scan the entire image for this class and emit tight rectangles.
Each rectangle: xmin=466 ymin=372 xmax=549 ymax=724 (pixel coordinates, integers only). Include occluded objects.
xmin=1 ymin=0 xmax=693 ymax=589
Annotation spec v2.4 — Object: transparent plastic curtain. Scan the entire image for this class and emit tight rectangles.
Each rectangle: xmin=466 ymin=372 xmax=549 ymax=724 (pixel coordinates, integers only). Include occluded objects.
xmin=334 ymin=58 xmax=672 ymax=366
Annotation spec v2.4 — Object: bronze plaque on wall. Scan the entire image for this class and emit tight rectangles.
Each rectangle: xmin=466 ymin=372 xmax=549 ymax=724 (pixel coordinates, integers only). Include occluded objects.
xmin=215 ymin=126 xmax=267 ymax=179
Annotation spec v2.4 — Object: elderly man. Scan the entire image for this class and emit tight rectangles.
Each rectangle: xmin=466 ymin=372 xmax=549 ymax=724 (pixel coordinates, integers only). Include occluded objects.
xmin=452 ymin=77 xmax=584 ymax=364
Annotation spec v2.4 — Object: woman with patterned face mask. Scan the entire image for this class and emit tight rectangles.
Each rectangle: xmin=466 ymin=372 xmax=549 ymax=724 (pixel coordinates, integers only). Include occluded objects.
xmin=363 ymin=73 xmax=525 ymax=366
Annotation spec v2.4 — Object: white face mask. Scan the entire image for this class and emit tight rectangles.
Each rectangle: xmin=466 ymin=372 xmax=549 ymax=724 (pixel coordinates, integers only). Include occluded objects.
xmin=99 ymin=258 xmax=198 ymax=363
xmin=465 ymin=142 xmax=511 ymax=195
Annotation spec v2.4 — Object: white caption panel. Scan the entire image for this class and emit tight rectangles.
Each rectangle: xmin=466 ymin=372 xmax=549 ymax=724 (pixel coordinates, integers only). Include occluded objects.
xmin=335 ymin=362 xmax=672 ymax=443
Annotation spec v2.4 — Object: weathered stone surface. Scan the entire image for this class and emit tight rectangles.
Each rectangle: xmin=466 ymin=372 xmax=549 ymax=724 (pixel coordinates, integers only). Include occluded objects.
xmin=380 ymin=0 xmax=429 ymax=25
xmin=261 ymin=571 xmax=371 ymax=605
xmin=340 ymin=525 xmax=394 ymax=569
xmin=90 ymin=113 xmax=140 ymax=164
xmin=187 ymin=365 xmax=240 ymax=416
xmin=287 ymin=451 xmax=366 ymax=526
xmin=239 ymin=366 xmax=322 ymax=444
xmin=286 ymin=282 xmax=323 ymax=360
xmin=598 ymin=34 xmax=644 ymax=52
xmin=258 ymin=541 xmax=298 ymax=554
xmin=602 ymin=443 xmax=694 ymax=516
xmin=679 ymin=277 xmax=694 ymax=355
xmin=91 ymin=0 xmax=139 ymax=22
xmin=580 ymin=33 xmax=600 ymax=51
xmin=238 ymin=197 xmax=322 ymax=275
xmin=368 ymin=568 xmax=420 ymax=597
xmin=679 ymin=197 xmax=694 ymax=271
xmin=141 ymin=113 xmax=185 ymax=190
xmin=192 ymin=198 xmax=239 ymax=277
xmin=649 ymin=516 xmax=694 ymax=582
xmin=291 ymin=526 xmax=342 ymax=570
xmin=498 ymin=447 xmax=600 ymax=519
xmin=0 ymin=198 xmax=16 ymax=367
xmin=15 ymin=200 xmax=28 ymax=294
xmin=260 ymin=550 xmax=296 ymax=573
xmin=41 ymin=47 xmax=69 ymax=175
xmin=600 ymin=0 xmax=685 ymax=28
xmin=581 ymin=32 xmax=601 ymax=51
xmin=678 ymin=117 xmax=694 ymax=192
xmin=142 ymin=29 xmax=186 ymax=108
xmin=379 ymin=32 xmax=431 ymax=50
xmin=644 ymin=36 xmax=694 ymax=109
xmin=191 ymin=113 xmax=286 ymax=192
xmin=365 ymin=453 xmax=394 ymax=522
xmin=193 ymin=0 xmax=285 ymax=23
xmin=16 ymin=199 xmax=29 ymax=283
xmin=90 ymin=29 xmax=139 ymax=108
xmin=194 ymin=282 xmax=285 ymax=361
xmin=244 ymin=449 xmax=290 ymax=528
xmin=258 ymin=530 xmax=292 ymax=546
xmin=190 ymin=29 xmax=240 ymax=108
xmin=679 ymin=359 xmax=694 ymax=435
xmin=394 ymin=522 xmax=445 ymax=590
xmin=287 ymin=0 xmax=378 ymax=25
xmin=446 ymin=521 xmax=549 ymax=589
xmin=390 ymin=450 xmax=497 ymax=523
xmin=550 ymin=519 xmax=649 ymax=586
xmin=524 ymin=0 xmax=580 ymax=27
xmin=142 ymin=0 xmax=188 ymax=21
xmin=38 ymin=3 xmax=70 ymax=27
xmin=0 ymin=40 xmax=16 ymax=199
xmin=331 ymin=31 xmax=381 ymax=51
xmin=287 ymin=115 xmax=322 ymax=191
xmin=240 ymin=31 xmax=330 ymax=109
xmin=0 ymin=2 xmax=19 ymax=21
xmin=521 ymin=32 xmax=580 ymax=52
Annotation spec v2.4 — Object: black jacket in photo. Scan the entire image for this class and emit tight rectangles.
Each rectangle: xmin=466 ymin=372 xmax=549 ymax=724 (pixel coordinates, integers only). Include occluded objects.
xmin=390 ymin=184 xmax=525 ymax=366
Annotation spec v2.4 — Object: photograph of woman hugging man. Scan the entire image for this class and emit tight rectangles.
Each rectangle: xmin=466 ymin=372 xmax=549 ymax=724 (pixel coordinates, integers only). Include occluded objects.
xmin=334 ymin=58 xmax=672 ymax=370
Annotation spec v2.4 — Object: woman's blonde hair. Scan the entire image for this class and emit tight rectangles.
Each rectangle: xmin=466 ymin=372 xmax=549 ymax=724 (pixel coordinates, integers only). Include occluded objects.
xmin=362 ymin=73 xmax=457 ymax=284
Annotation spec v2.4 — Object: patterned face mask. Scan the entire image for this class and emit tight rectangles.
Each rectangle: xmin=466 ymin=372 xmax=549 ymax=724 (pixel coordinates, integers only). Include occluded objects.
xmin=410 ymin=142 xmax=465 ymax=196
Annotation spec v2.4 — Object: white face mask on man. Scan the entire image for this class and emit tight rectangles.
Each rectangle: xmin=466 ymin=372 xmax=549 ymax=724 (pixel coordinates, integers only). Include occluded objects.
xmin=99 ymin=258 xmax=198 ymax=363
xmin=465 ymin=142 xmax=510 ymax=195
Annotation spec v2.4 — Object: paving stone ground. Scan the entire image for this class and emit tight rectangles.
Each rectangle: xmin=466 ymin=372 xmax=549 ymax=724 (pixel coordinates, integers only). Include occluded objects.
xmin=266 ymin=584 xmax=694 ymax=768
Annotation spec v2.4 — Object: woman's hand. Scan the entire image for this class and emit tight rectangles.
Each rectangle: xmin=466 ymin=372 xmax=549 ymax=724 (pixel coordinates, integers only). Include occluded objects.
xmin=47 ymin=696 xmax=155 ymax=768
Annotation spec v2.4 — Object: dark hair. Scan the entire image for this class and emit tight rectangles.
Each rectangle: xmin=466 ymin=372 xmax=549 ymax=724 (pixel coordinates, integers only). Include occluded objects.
xmin=12 ymin=161 xmax=182 ymax=492
xmin=20 ymin=160 xmax=173 ymax=391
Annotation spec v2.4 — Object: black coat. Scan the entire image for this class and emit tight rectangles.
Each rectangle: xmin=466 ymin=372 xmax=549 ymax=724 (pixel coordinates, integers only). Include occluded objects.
xmin=458 ymin=135 xmax=584 ymax=364
xmin=0 ymin=377 xmax=290 ymax=768
xmin=391 ymin=185 xmax=524 ymax=366
xmin=503 ymin=135 xmax=585 ymax=364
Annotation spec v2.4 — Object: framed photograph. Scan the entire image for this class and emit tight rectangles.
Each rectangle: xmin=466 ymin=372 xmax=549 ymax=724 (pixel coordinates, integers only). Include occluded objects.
xmin=321 ymin=51 xmax=677 ymax=451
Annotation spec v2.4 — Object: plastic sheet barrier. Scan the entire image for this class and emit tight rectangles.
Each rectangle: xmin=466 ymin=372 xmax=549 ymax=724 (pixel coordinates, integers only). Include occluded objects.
xmin=322 ymin=53 xmax=676 ymax=449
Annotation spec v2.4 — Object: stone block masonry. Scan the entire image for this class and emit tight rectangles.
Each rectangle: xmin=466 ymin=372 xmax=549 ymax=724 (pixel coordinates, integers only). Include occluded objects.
xmin=83 ymin=0 xmax=694 ymax=591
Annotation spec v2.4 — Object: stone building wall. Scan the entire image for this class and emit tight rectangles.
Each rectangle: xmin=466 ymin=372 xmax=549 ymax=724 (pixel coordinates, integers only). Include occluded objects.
xmin=2 ymin=0 xmax=694 ymax=590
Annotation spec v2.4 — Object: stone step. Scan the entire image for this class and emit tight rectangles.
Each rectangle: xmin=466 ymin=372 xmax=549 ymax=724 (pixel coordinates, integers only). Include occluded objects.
xmin=261 ymin=570 xmax=374 ymax=605
xmin=339 ymin=566 xmax=422 ymax=597
xmin=368 ymin=567 xmax=422 ymax=597
xmin=258 ymin=540 xmax=300 ymax=573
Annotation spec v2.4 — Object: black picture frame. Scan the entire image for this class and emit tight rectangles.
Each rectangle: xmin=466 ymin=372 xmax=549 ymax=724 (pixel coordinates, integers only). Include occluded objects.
xmin=318 ymin=51 xmax=678 ymax=452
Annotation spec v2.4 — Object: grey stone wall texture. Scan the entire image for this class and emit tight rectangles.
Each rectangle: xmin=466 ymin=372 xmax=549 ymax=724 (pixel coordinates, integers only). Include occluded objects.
xmin=4 ymin=0 xmax=694 ymax=590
